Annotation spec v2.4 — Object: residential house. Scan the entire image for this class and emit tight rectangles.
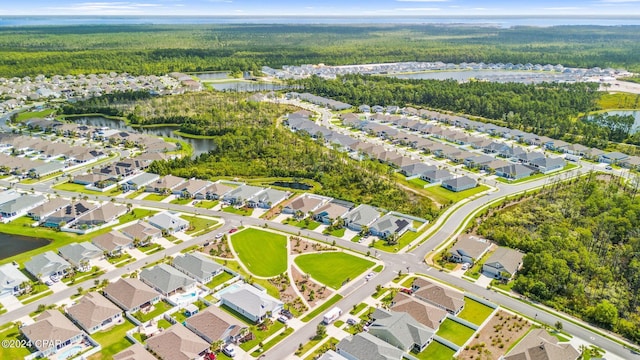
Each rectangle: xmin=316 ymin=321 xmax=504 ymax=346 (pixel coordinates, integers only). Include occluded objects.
xmin=282 ymin=193 xmax=329 ymax=216
xmin=314 ymin=201 xmax=352 ymax=225
xmin=27 ymin=197 xmax=69 ymax=221
xmin=564 ymin=143 xmax=589 ymax=156
xmin=441 ymin=176 xmax=477 ymax=192
xmin=178 ymin=178 xmax=211 ymax=199
xmin=517 ymin=151 xmax=545 ymax=165
xmin=73 ymin=173 xmax=113 ymax=186
xmin=621 ymin=155 xmax=640 ymax=170
xmin=223 ymin=184 xmax=264 ymax=205
xmin=173 ymin=252 xmax=224 ymax=284
xmin=411 ymin=278 xmax=465 ymax=315
xmin=139 ymin=263 xmax=196 ymax=296
xmin=20 ymin=310 xmax=84 ymax=359
xmin=390 ymin=292 xmax=447 ymax=330
xmin=66 ymin=291 xmax=122 ymax=333
xmin=200 ymin=182 xmax=233 ymax=200
xmin=494 ymin=164 xmax=536 ymax=180
xmin=184 ymin=306 xmax=248 ymax=344
xmin=502 ymin=328 xmax=580 ymax=360
xmin=421 ymin=169 xmax=453 ymax=184
xmin=24 ymin=251 xmax=71 ymax=280
xmin=343 ymin=204 xmax=382 ymax=232
xmin=369 ymin=213 xmax=410 ymax=239
xmin=103 ymin=278 xmax=161 ymax=312
xmin=463 ymin=154 xmax=495 ymax=170
xmin=400 ymin=163 xmax=437 ymax=179
xmin=0 ymin=263 xmax=30 ymax=296
xmin=546 ymin=139 xmax=570 ymax=152
xmin=113 ymin=343 xmax=157 ymax=360
xmin=41 ymin=200 xmax=98 ymax=228
xmin=583 ymin=148 xmax=605 ymax=162
xmin=121 ymin=221 xmax=162 ymax=245
xmin=529 ymin=156 xmax=566 ymax=173
xmin=599 ymin=151 xmax=629 ymax=164
xmin=336 ymin=332 xmax=405 ymax=360
xmin=121 ymin=172 xmax=159 ymax=192
xmin=0 ymin=194 xmax=46 ymax=221
xmin=318 ymin=350 xmax=349 ymax=360
xmin=449 ymin=234 xmax=492 ymax=264
xmin=28 ymin=161 xmax=65 ymax=179
xmin=146 ymin=174 xmax=186 ymax=194
xmin=148 ymin=211 xmax=189 ymax=234
xmin=483 ymin=247 xmax=525 ymax=281
xmin=247 ymin=188 xmax=289 ymax=209
xmin=146 ymin=324 xmax=210 ymax=360
xmin=220 ymin=283 xmax=283 ymax=323
xmin=58 ymin=242 xmax=103 ymax=272
xmin=92 ymin=230 xmax=133 ymax=256
xmin=369 ymin=309 xmax=434 ymax=352
xmin=74 ymin=202 xmax=127 ymax=227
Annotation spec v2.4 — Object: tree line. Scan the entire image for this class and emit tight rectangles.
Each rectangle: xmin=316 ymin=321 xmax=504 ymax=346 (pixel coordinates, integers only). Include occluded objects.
xmin=476 ymin=174 xmax=640 ymax=343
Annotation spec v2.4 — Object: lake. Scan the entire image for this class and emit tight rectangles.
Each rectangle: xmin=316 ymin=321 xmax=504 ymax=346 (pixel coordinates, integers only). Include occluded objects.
xmin=0 ymin=233 xmax=49 ymax=261
xmin=390 ymin=70 xmax=582 ymax=84
xmin=72 ymin=116 xmax=217 ymax=156
xmin=589 ymin=110 xmax=640 ymax=134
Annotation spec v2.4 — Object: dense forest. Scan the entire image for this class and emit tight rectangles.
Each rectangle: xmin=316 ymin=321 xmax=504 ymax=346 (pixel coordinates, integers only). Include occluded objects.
xmin=148 ymin=126 xmax=438 ymax=220
xmin=61 ymin=91 xmax=294 ymax=136
xmin=297 ymin=75 xmax=640 ymax=150
xmin=476 ymin=175 xmax=640 ymax=343
xmin=2 ymin=24 xmax=640 ymax=77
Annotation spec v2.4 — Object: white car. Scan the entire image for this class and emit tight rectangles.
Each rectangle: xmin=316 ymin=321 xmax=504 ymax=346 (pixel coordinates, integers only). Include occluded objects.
xmin=222 ymin=344 xmax=236 ymax=357
xmin=461 ymin=263 xmax=470 ymax=271
xmin=365 ymin=272 xmax=375 ymax=280
xmin=215 ymin=233 xmax=224 ymax=240
xmin=277 ymin=315 xmax=288 ymax=324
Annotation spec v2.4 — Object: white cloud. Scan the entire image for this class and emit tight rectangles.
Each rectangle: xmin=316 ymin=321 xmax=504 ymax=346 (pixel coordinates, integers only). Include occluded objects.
xmin=394 ymin=7 xmax=441 ymax=11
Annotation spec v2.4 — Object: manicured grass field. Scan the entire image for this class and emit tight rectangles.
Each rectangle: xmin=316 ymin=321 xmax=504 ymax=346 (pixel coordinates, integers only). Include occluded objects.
xmin=294 ymin=252 xmax=374 ymax=289
xmin=423 ymin=184 xmax=489 ymax=204
xmin=458 ymin=298 xmax=495 ymax=325
xmin=436 ymin=318 xmax=476 ymax=346
xmin=143 ymin=193 xmax=169 ymax=201
xmin=169 ymin=197 xmax=192 ymax=205
xmin=230 ymin=228 xmax=288 ymax=277
xmin=283 ymin=218 xmax=321 ymax=230
xmin=194 ymin=200 xmax=219 ymax=209
xmin=205 ymin=271 xmax=235 ymax=289
xmin=414 ymin=341 xmax=456 ymax=360
xmin=222 ymin=206 xmax=254 ymax=216
xmin=409 ymin=177 xmax=429 ymax=187
xmin=15 ymin=108 xmax=55 ymax=122
xmin=118 ymin=209 xmax=157 ymax=224
xmin=53 ymin=181 xmax=122 ymax=196
xmin=323 ymin=227 xmax=346 ymax=237
xmin=180 ymin=215 xmax=218 ymax=235
xmin=87 ymin=319 xmax=135 ymax=360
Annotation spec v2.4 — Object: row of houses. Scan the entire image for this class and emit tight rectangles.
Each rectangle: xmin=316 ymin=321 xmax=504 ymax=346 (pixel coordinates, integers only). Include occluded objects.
xmin=448 ymin=234 xmax=525 ymax=281
xmin=286 ymin=92 xmax=353 ymax=110
xmin=0 ymin=133 xmax=107 ymax=165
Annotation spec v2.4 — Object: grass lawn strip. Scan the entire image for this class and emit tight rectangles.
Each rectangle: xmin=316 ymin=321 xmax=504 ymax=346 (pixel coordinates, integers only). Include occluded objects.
xmin=436 ymin=318 xmax=476 ymax=346
xmin=87 ymin=319 xmax=135 ymax=360
xmin=372 ymin=229 xmax=422 ymax=253
xmin=423 ymin=184 xmax=490 ymax=204
xmin=194 ymin=200 xmax=218 ymax=209
xmin=458 ymin=298 xmax=495 ymax=325
xmin=304 ymin=338 xmax=339 ymax=360
xmin=294 ymin=252 xmax=374 ymax=289
xmin=252 ymin=327 xmax=294 ymax=356
xmin=132 ymin=301 xmax=172 ymax=323
xmin=301 ymin=294 xmax=343 ymax=322
xmin=0 ymin=325 xmax=32 ymax=359
xmin=205 ymin=272 xmax=235 ymax=289
xmin=53 ymin=181 xmax=122 ymax=196
xmin=230 ymin=228 xmax=287 ymax=277
xmin=239 ymin=321 xmax=285 ymax=351
xmin=414 ymin=340 xmax=456 ymax=360
xmin=143 ymin=193 xmax=169 ymax=201
xmin=180 ymin=214 xmax=218 ymax=235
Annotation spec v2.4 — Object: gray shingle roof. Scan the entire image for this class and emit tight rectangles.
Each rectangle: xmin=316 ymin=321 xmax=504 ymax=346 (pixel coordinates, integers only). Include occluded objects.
xmin=484 ymin=247 xmax=525 ymax=275
xmin=24 ymin=251 xmax=71 ymax=278
xmin=139 ymin=263 xmax=195 ymax=295
xmin=58 ymin=242 xmax=102 ymax=267
xmin=369 ymin=310 xmax=434 ymax=351
xmin=344 ymin=204 xmax=381 ymax=227
xmin=172 ymin=252 xmax=223 ymax=282
xmin=220 ymin=283 xmax=283 ymax=320
xmin=66 ymin=292 xmax=121 ymax=331
xmin=337 ymin=332 xmax=405 ymax=360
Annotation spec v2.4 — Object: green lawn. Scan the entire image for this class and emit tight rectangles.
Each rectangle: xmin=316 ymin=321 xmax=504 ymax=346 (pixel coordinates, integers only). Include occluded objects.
xmin=458 ymin=298 xmax=495 ymax=325
xmin=125 ymin=189 xmax=144 ymax=199
xmin=140 ymin=243 xmax=164 ymax=254
xmin=323 ymin=227 xmax=346 ymax=237
xmin=131 ymin=301 xmax=172 ymax=323
xmin=350 ymin=302 xmax=367 ymax=315
xmin=294 ymin=252 xmax=374 ymax=289
xmin=0 ymin=325 xmax=32 ymax=359
xmin=53 ymin=182 xmax=122 ymax=196
xmin=195 ymin=200 xmax=219 ymax=209
xmin=301 ymin=294 xmax=343 ymax=322
xmin=143 ymin=193 xmax=169 ymax=201
xmin=170 ymin=197 xmax=193 ymax=205
xmin=222 ymin=206 xmax=254 ymax=216
xmin=372 ymin=229 xmax=422 ymax=253
xmin=251 ymin=327 xmax=294 ymax=355
xmin=106 ymin=253 xmax=133 ymax=265
xmin=303 ymin=338 xmax=339 ymax=360
xmin=295 ymin=334 xmax=327 ymax=357
xmin=239 ymin=321 xmax=285 ymax=351
xmin=436 ymin=318 xmax=476 ymax=346
xmin=205 ymin=272 xmax=235 ymax=289
xmin=372 ymin=265 xmax=384 ymax=273
xmin=88 ymin=319 xmax=135 ymax=360
xmin=423 ymin=184 xmax=489 ymax=204
xmin=214 ymin=259 xmax=281 ymax=298
xmin=15 ymin=108 xmax=55 ymax=122
xmin=409 ymin=177 xmax=429 ymax=187
xmin=230 ymin=228 xmax=288 ymax=277
xmin=283 ymin=218 xmax=321 ymax=230
xmin=180 ymin=215 xmax=219 ymax=235
xmin=413 ymin=341 xmax=456 ymax=360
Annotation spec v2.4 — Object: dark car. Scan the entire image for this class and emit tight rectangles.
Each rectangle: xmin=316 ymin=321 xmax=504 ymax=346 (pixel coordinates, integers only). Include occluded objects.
xmin=281 ymin=309 xmax=294 ymax=319
xmin=400 ymin=288 xmax=413 ymax=295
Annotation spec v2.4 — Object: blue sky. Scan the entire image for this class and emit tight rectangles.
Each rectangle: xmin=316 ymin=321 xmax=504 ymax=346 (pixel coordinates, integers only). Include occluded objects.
xmin=2 ymin=0 xmax=640 ymax=16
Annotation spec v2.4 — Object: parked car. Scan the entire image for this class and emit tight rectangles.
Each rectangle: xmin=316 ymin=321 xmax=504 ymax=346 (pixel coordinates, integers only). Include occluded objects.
xmin=50 ymin=274 xmax=59 ymax=283
xmin=228 ymin=228 xmax=238 ymax=234
xmin=605 ymin=166 xmax=613 ymax=170
xmin=222 ymin=344 xmax=236 ymax=357
xmin=365 ymin=272 xmax=375 ymax=280
xmin=280 ymin=309 xmax=294 ymax=319
xmin=461 ymin=263 xmax=471 ymax=271
xmin=277 ymin=315 xmax=288 ymax=324
xmin=400 ymin=288 xmax=413 ymax=295
xmin=346 ymin=318 xmax=357 ymax=326
xmin=44 ymin=280 xmax=54 ymax=286
xmin=215 ymin=233 xmax=224 ymax=240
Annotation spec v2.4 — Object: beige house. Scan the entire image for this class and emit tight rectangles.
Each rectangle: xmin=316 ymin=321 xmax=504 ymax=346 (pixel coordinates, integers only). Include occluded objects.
xmin=66 ymin=292 xmax=122 ymax=334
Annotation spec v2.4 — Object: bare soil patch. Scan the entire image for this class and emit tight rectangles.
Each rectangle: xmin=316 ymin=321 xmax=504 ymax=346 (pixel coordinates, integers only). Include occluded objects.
xmin=291 ymin=265 xmax=332 ymax=308
xmin=290 ymin=236 xmax=335 ymax=254
xmin=457 ymin=310 xmax=532 ymax=360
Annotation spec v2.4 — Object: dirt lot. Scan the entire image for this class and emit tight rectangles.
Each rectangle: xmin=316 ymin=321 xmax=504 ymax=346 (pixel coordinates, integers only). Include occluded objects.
xmin=290 ymin=236 xmax=335 ymax=254
xmin=457 ymin=310 xmax=532 ymax=360
xmin=291 ymin=265 xmax=332 ymax=308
